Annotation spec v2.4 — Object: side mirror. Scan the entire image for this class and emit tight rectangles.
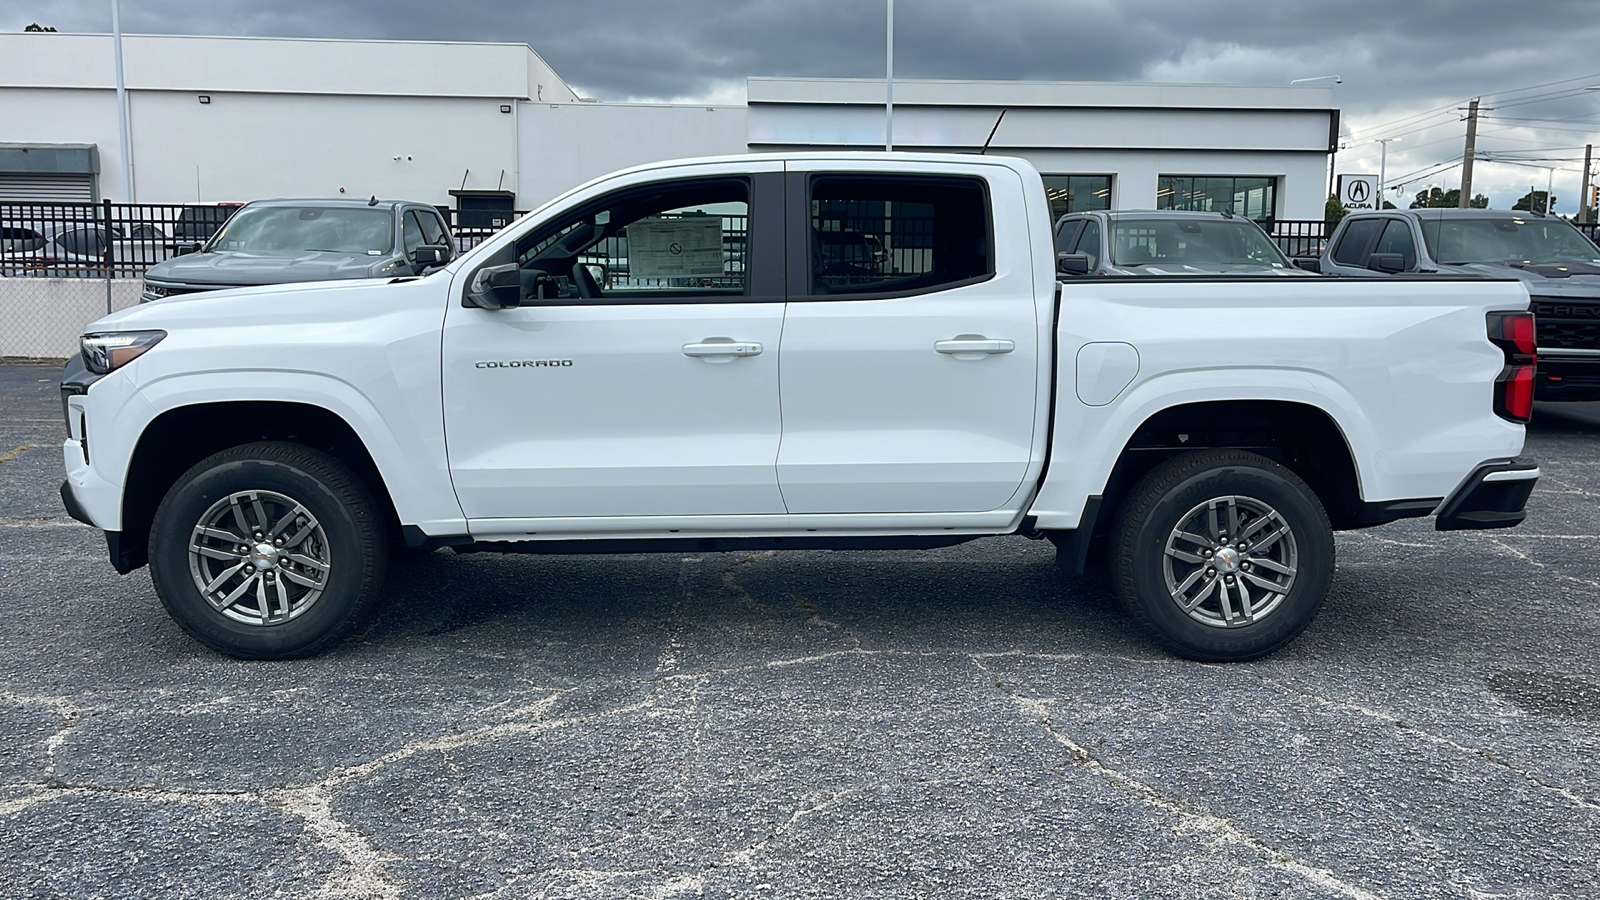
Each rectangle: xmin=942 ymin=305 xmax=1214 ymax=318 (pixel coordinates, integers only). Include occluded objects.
xmin=463 ymin=263 xmax=522 ymax=309
xmin=1367 ymin=252 xmax=1406 ymax=274
xmin=175 ymin=242 xmax=203 ymax=256
xmin=1292 ymin=257 xmax=1322 ymax=273
xmin=412 ymin=244 xmax=449 ymax=268
xmin=1057 ymin=251 xmax=1091 ymax=276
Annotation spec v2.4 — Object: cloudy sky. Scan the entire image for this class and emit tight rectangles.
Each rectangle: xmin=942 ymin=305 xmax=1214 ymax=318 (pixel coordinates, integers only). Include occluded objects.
xmin=8 ymin=0 xmax=1600 ymax=213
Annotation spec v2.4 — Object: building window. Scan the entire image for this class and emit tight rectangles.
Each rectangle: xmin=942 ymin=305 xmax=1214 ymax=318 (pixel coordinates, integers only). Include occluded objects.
xmin=1157 ymin=176 xmax=1278 ymax=222
xmin=1043 ymin=175 xmax=1112 ymax=222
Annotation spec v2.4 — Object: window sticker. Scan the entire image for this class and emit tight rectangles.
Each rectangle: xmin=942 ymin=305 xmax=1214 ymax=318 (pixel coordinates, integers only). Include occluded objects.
xmin=627 ymin=217 xmax=724 ymax=277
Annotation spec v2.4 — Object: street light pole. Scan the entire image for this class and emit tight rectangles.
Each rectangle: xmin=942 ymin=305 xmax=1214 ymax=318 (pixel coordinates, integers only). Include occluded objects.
xmin=885 ymin=0 xmax=894 ymax=152
xmin=111 ymin=0 xmax=134 ymax=201
xmin=1373 ymin=137 xmax=1401 ymax=209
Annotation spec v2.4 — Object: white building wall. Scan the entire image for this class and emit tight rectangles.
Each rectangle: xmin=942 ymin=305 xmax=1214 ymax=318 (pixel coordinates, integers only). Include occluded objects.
xmin=0 ymin=32 xmax=576 ymax=205
xmin=516 ymin=103 xmax=748 ymax=209
xmin=0 ymin=88 xmax=123 ymax=195
xmin=129 ymin=91 xmax=520 ymax=207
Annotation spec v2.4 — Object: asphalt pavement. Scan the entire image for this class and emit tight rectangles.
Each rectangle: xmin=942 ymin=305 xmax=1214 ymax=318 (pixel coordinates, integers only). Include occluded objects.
xmin=1 ymin=361 xmax=1597 ymax=899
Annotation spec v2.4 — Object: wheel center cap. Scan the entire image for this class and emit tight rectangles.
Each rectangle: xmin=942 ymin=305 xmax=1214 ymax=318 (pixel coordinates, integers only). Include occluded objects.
xmin=1214 ymin=547 xmax=1241 ymax=574
xmin=250 ymin=542 xmax=277 ymax=571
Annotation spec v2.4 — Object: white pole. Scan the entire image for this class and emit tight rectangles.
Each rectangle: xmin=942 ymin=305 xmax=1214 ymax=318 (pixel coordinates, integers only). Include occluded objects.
xmin=1546 ymin=166 xmax=1554 ymax=214
xmin=1378 ymin=141 xmax=1386 ymax=209
xmin=111 ymin=0 xmax=134 ymax=201
xmin=885 ymin=0 xmax=893 ymax=152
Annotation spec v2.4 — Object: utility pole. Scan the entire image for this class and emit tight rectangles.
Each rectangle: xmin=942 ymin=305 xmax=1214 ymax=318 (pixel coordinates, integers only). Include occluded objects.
xmin=1582 ymin=143 xmax=1593 ymax=223
xmin=1459 ymin=98 xmax=1479 ymax=208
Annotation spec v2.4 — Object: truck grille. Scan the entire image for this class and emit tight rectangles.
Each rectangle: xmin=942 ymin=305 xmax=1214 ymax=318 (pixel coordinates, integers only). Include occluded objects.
xmin=1530 ymin=297 xmax=1600 ymax=350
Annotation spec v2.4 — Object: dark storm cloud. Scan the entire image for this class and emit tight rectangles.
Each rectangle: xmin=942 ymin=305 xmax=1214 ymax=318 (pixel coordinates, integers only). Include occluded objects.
xmin=10 ymin=0 xmax=1598 ymax=106
xmin=9 ymin=0 xmax=1600 ymax=207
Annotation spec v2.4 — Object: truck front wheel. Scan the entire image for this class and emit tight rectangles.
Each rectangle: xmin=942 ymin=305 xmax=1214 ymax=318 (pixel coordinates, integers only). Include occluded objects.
xmin=1110 ymin=450 xmax=1334 ymax=661
xmin=147 ymin=442 xmax=388 ymax=659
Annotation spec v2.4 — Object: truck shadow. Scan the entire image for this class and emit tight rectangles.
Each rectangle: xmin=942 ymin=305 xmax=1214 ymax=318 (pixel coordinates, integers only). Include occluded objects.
xmin=363 ymin=539 xmax=1146 ymax=661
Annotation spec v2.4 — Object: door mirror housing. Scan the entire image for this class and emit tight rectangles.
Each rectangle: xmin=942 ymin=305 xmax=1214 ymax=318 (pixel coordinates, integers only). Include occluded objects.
xmin=1057 ymin=251 xmax=1091 ymax=276
xmin=464 ymin=263 xmax=522 ymax=309
xmin=412 ymin=244 xmax=449 ymax=268
xmin=175 ymin=241 xmax=203 ymax=256
xmin=1367 ymin=252 xmax=1406 ymax=274
xmin=1292 ymin=257 xmax=1322 ymax=273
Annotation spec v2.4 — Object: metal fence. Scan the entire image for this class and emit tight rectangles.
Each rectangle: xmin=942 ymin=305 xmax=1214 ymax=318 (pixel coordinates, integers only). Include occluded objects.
xmin=0 ymin=201 xmax=533 ymax=280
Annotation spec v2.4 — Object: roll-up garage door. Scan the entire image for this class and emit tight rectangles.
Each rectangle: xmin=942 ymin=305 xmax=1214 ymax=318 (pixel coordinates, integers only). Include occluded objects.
xmin=0 ymin=173 xmax=96 ymax=202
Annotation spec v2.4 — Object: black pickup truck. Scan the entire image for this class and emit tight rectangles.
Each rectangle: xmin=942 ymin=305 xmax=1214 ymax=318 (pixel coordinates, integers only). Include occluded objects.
xmin=1317 ymin=208 xmax=1600 ymax=400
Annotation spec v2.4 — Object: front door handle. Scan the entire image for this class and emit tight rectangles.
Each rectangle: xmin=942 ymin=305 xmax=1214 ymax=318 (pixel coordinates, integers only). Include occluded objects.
xmin=935 ymin=336 xmax=1015 ymax=356
xmin=683 ymin=338 xmax=763 ymax=363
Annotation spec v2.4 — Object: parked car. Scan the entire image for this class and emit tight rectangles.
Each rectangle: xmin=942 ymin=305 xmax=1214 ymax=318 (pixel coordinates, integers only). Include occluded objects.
xmin=62 ymin=153 xmax=1536 ymax=663
xmin=0 ymin=222 xmax=109 ymax=277
xmin=140 ymin=198 xmax=454 ymax=302
xmin=1054 ymin=210 xmax=1316 ymax=277
xmin=1317 ymin=208 xmax=1600 ymax=400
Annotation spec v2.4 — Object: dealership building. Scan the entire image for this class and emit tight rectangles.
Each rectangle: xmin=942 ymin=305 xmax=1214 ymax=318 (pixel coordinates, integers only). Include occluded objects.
xmin=0 ymin=32 xmax=1339 ymax=222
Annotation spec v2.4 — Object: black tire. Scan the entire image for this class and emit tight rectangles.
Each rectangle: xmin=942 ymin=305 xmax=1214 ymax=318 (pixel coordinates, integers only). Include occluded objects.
xmin=1110 ymin=450 xmax=1333 ymax=662
xmin=148 ymin=441 xmax=389 ymax=659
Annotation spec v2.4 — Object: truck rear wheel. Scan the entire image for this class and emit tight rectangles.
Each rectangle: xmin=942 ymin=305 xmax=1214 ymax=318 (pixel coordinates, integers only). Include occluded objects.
xmin=1110 ymin=450 xmax=1333 ymax=661
xmin=147 ymin=442 xmax=388 ymax=659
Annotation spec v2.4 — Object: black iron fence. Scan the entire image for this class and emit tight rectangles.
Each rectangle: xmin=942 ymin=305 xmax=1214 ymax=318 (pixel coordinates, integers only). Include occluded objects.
xmin=0 ymin=201 xmax=532 ymax=279
xmin=5 ymin=203 xmax=1599 ymax=280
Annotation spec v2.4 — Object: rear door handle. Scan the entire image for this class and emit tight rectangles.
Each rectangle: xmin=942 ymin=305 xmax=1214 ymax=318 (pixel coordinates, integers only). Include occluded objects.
xmin=935 ymin=336 xmax=1015 ymax=356
xmin=683 ymin=338 xmax=763 ymax=362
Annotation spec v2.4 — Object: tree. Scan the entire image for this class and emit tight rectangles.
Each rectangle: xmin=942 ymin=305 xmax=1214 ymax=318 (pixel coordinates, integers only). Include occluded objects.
xmin=1410 ymin=187 xmax=1488 ymax=209
xmin=1512 ymin=190 xmax=1556 ymax=213
xmin=23 ymin=23 xmax=58 ymax=32
xmin=1325 ymin=193 xmax=1348 ymax=226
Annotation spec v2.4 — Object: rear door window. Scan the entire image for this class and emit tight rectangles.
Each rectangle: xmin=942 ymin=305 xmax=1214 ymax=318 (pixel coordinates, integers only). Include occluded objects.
xmin=806 ymin=175 xmax=992 ymax=296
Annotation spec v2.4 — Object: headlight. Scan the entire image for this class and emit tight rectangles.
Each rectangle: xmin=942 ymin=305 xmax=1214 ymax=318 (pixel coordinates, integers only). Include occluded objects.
xmin=141 ymin=281 xmax=169 ymax=302
xmin=81 ymin=330 xmax=166 ymax=375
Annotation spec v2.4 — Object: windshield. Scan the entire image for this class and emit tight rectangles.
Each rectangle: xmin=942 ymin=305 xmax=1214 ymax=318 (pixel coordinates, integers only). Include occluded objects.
xmin=1110 ymin=218 xmax=1290 ymax=267
xmin=1420 ymin=216 xmax=1600 ymax=265
xmin=206 ymin=207 xmax=393 ymax=256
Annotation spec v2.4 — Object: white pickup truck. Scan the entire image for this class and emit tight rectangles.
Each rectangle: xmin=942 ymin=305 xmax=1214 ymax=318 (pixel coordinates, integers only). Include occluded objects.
xmin=59 ymin=153 xmax=1540 ymax=662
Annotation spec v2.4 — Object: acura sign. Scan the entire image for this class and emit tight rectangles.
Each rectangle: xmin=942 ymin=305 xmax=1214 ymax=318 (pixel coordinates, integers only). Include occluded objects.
xmin=1338 ymin=175 xmax=1379 ymax=211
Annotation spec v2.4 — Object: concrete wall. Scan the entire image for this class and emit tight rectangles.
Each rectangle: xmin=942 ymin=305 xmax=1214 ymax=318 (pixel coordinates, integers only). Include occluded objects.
xmin=0 ymin=278 xmax=141 ymax=360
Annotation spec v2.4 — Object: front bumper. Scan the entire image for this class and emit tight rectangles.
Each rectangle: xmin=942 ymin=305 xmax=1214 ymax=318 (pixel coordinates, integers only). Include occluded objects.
xmin=1434 ymin=458 xmax=1539 ymax=531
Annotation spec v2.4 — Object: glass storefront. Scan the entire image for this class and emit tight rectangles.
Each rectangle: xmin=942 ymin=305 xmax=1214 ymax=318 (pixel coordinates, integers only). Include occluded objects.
xmin=1157 ymin=176 xmax=1277 ymax=222
xmin=1043 ymin=175 xmax=1113 ymax=222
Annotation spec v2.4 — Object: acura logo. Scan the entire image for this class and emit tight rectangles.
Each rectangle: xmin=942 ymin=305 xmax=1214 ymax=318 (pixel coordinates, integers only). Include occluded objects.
xmin=1346 ymin=181 xmax=1371 ymax=203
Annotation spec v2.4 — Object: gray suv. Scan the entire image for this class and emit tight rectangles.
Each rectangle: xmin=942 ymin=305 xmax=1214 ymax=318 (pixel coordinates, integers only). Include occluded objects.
xmin=1053 ymin=210 xmax=1315 ymax=277
xmin=1318 ymin=208 xmax=1600 ymax=401
xmin=141 ymin=198 xmax=453 ymax=302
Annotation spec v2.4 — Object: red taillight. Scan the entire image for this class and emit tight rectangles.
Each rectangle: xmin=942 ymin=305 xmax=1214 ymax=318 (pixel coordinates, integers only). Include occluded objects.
xmin=1488 ymin=311 xmax=1537 ymax=424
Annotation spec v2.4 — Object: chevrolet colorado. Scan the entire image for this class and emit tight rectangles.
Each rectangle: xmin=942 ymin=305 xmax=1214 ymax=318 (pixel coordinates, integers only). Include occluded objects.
xmin=60 ymin=153 xmax=1539 ymax=662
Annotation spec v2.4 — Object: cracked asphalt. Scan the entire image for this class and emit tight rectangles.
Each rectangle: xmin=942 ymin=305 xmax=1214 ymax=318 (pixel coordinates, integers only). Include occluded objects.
xmin=1 ymin=361 xmax=1598 ymax=899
